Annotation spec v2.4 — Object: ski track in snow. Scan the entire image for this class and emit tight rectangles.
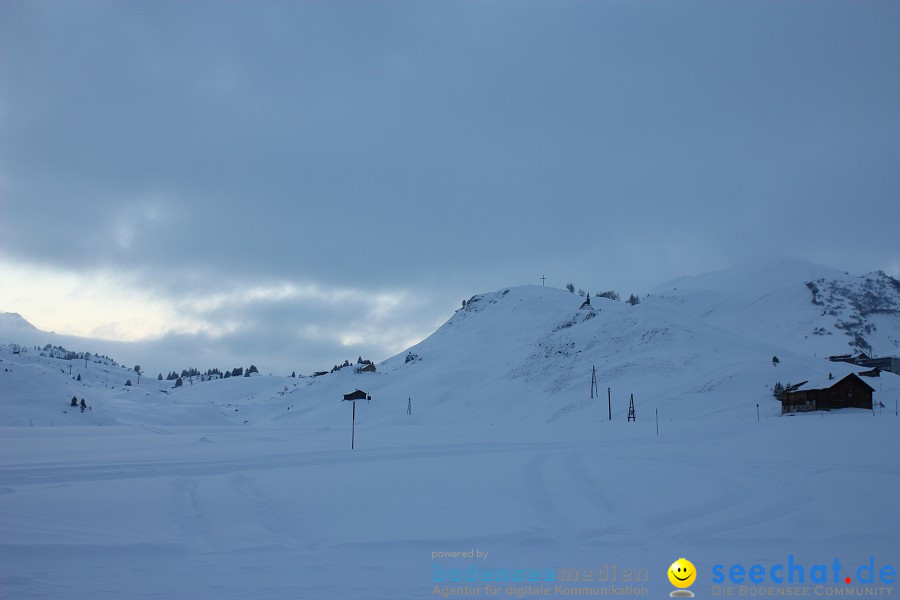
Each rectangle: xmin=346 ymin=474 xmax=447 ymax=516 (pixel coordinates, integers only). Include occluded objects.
xmin=228 ymin=472 xmax=312 ymax=552
xmin=170 ymin=476 xmax=217 ymax=555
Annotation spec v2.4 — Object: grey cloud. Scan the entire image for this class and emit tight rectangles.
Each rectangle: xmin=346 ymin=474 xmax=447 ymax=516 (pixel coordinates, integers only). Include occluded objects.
xmin=1 ymin=1 xmax=898 ymax=370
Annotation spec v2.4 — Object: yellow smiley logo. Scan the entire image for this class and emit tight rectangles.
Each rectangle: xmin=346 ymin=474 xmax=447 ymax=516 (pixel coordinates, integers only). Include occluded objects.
xmin=668 ymin=558 xmax=697 ymax=588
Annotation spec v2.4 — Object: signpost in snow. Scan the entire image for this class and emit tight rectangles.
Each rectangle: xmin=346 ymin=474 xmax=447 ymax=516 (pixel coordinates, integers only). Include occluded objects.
xmin=342 ymin=390 xmax=370 ymax=449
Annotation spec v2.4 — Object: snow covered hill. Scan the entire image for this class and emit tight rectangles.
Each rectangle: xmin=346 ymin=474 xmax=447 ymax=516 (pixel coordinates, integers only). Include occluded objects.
xmin=651 ymin=257 xmax=900 ymax=357
xmin=2 ymin=258 xmax=898 ymax=429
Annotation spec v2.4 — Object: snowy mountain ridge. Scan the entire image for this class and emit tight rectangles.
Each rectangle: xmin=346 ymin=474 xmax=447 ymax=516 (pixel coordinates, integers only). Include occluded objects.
xmin=1 ymin=257 xmax=898 ymax=428
xmin=651 ymin=258 xmax=900 ymax=356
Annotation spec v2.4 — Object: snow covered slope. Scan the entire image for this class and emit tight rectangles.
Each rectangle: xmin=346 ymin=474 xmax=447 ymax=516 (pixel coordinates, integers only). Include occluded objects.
xmin=651 ymin=258 xmax=900 ymax=357
xmin=3 ymin=259 xmax=897 ymax=429
xmin=0 ymin=344 xmax=231 ymax=427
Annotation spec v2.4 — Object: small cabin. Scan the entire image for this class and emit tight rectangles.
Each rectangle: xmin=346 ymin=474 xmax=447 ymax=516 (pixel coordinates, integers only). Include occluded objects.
xmin=782 ymin=373 xmax=874 ymax=414
xmin=343 ymin=389 xmax=370 ymax=401
xmin=357 ymin=363 xmax=376 ymax=373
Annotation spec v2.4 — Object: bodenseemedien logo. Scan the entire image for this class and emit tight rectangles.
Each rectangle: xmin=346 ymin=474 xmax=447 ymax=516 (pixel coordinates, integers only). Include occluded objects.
xmin=669 ymin=558 xmax=696 ymax=598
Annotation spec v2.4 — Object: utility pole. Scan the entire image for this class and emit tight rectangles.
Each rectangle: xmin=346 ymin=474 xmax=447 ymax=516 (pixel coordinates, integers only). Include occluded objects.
xmin=407 ymin=397 xmax=412 ymax=416
xmin=608 ymin=387 xmax=612 ymax=421
xmin=540 ymin=275 xmax=547 ymax=287
xmin=756 ymin=403 xmax=760 ymax=422
xmin=351 ymin=401 xmax=356 ymax=449
xmin=627 ymin=394 xmax=636 ymax=422
xmin=655 ymin=408 xmax=658 ymax=434
xmin=590 ymin=366 xmax=598 ymax=399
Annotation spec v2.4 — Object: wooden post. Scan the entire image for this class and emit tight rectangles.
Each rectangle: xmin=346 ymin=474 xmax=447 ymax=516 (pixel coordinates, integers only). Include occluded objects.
xmin=756 ymin=403 xmax=760 ymax=422
xmin=351 ymin=400 xmax=356 ymax=449
xmin=407 ymin=397 xmax=412 ymax=415
xmin=590 ymin=366 xmax=597 ymax=399
xmin=655 ymin=408 xmax=658 ymax=435
xmin=608 ymin=387 xmax=611 ymax=421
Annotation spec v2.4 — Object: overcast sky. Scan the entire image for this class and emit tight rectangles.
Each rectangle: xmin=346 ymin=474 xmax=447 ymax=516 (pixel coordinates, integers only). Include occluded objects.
xmin=1 ymin=0 xmax=899 ymax=377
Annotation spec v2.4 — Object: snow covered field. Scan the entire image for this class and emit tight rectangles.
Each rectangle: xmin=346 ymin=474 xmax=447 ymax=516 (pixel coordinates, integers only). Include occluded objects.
xmin=2 ymin=416 xmax=898 ymax=599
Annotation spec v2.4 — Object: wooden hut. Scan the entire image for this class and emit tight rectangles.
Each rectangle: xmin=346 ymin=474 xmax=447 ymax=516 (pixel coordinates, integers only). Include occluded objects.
xmin=343 ymin=389 xmax=369 ymax=401
xmin=782 ymin=373 xmax=874 ymax=414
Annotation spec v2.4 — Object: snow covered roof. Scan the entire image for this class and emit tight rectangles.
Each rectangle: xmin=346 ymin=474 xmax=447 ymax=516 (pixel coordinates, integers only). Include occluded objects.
xmin=342 ymin=389 xmax=369 ymax=401
xmin=795 ymin=372 xmax=875 ymax=392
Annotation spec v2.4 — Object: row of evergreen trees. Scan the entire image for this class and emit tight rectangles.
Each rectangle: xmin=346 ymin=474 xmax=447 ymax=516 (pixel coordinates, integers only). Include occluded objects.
xmin=30 ymin=344 xmax=117 ymax=365
xmin=330 ymin=356 xmax=374 ymax=373
xmin=157 ymin=365 xmax=258 ymax=382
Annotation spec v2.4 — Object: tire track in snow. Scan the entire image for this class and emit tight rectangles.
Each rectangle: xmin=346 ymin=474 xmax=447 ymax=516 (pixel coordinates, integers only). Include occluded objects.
xmin=228 ymin=473 xmax=317 ymax=552
xmin=522 ymin=452 xmax=569 ymax=542
xmin=170 ymin=476 xmax=217 ymax=555
xmin=642 ymin=470 xmax=748 ymax=531
xmin=562 ymin=452 xmax=629 ymax=544
xmin=0 ymin=441 xmax=588 ymax=486
xmin=565 ymin=452 xmax=616 ymax=513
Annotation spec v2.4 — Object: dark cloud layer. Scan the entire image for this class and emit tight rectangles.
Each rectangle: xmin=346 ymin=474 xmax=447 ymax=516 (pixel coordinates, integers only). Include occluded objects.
xmin=2 ymin=1 xmax=899 ymax=373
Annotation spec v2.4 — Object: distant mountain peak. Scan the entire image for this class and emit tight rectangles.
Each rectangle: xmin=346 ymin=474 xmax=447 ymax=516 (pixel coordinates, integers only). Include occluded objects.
xmin=0 ymin=312 xmax=39 ymax=331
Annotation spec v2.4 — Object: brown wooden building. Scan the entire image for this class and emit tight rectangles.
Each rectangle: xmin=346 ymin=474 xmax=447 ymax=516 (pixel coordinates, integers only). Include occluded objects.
xmin=782 ymin=373 xmax=874 ymax=414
